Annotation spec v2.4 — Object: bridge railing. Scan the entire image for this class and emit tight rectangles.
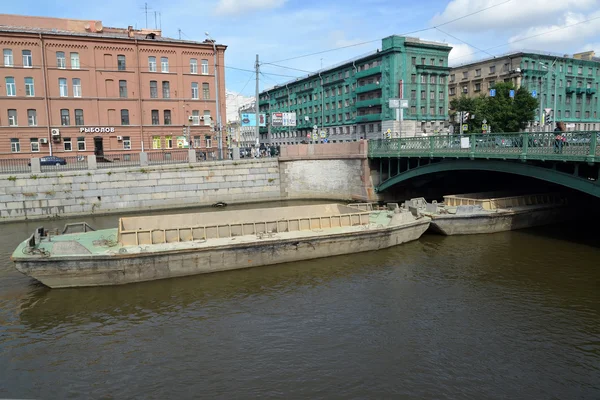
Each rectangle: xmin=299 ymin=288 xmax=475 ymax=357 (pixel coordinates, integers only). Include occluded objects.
xmin=369 ymin=131 xmax=599 ymax=162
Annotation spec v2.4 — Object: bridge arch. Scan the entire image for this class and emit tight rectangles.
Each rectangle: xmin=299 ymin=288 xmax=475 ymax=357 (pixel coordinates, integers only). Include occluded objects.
xmin=376 ymin=159 xmax=600 ymax=198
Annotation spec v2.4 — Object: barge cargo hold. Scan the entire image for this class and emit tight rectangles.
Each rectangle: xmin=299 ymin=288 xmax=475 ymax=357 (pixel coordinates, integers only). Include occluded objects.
xmin=408 ymin=192 xmax=568 ymax=236
xmin=11 ymin=203 xmax=430 ymax=288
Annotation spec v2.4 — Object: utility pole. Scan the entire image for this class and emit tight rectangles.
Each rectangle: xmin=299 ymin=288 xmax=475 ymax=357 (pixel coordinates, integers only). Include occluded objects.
xmin=154 ymin=11 xmax=157 ymax=29
xmin=459 ymin=111 xmax=463 ymax=135
xmin=255 ymin=54 xmax=260 ymax=147
xmin=178 ymin=29 xmax=182 ymax=40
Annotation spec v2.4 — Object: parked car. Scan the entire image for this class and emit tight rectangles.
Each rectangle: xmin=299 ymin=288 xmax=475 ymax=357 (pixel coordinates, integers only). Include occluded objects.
xmin=38 ymin=156 xmax=67 ymax=166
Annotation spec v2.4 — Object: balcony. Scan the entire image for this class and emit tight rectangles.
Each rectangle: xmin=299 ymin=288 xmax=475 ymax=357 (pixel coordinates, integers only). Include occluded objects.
xmin=355 ymin=98 xmax=382 ymax=108
xmin=566 ymin=87 xmax=575 ymax=94
xmin=356 ymin=83 xmax=381 ymax=94
xmin=355 ymin=65 xmax=382 ymax=80
xmin=586 ymin=88 xmax=597 ymax=95
xmin=576 ymin=88 xmax=585 ymax=95
xmin=355 ymin=113 xmax=382 ymax=123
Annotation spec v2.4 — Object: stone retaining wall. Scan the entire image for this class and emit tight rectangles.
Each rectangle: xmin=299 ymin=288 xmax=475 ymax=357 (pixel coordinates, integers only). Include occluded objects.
xmin=0 ymin=159 xmax=281 ymax=222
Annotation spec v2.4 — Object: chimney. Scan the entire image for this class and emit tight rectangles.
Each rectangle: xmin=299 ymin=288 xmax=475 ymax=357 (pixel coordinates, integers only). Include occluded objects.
xmin=128 ymin=25 xmax=134 ymax=38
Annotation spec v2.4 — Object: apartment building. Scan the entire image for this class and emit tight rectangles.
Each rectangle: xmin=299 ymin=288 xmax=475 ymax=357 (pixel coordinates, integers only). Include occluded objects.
xmin=0 ymin=14 xmax=226 ymax=158
xmin=258 ymin=35 xmax=452 ymax=145
xmin=449 ymin=51 xmax=600 ymax=130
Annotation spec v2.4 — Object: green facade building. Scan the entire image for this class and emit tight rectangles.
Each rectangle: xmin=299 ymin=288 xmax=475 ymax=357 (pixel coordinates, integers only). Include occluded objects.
xmin=258 ymin=35 xmax=452 ymax=145
xmin=449 ymin=51 xmax=600 ymax=131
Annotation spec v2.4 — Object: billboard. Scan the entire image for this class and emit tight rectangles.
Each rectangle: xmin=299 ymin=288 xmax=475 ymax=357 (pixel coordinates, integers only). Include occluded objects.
xmin=271 ymin=112 xmax=297 ymax=127
xmin=241 ymin=113 xmax=266 ymax=127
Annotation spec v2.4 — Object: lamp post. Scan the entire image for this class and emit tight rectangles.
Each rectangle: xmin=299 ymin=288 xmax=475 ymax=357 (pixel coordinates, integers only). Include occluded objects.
xmin=540 ymin=61 xmax=558 ymax=130
xmin=205 ymin=32 xmax=222 ymax=159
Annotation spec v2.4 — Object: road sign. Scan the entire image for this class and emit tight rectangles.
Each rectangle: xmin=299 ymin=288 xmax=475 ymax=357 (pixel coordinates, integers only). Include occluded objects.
xmin=389 ymin=99 xmax=400 ymax=108
xmin=312 ymin=132 xmax=318 ymax=140
xmin=490 ymin=89 xmax=496 ymax=97
xmin=531 ymin=90 xmax=537 ymax=98
xmin=482 ymin=123 xmax=488 ymax=131
xmin=313 ymin=125 xmax=318 ymax=130
xmin=509 ymin=90 xmax=515 ymax=98
xmin=319 ymin=131 xmax=326 ymax=138
xmin=463 ymin=124 xmax=469 ymax=131
xmin=482 ymin=119 xmax=487 ymax=124
xmin=386 ymin=129 xmax=391 ymax=133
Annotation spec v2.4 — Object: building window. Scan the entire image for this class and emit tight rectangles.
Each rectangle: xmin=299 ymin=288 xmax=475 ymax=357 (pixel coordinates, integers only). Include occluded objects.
xmin=191 ymin=82 xmax=199 ymax=99
xmin=203 ymin=83 xmax=210 ymax=99
xmin=565 ymin=110 xmax=571 ymax=118
xmin=8 ymin=109 xmax=17 ymax=126
xmin=449 ymin=87 xmax=456 ymax=95
xmin=462 ymin=71 xmax=468 ymax=79
xmin=201 ymin=59 xmax=209 ymax=75
xmin=5 ymin=77 xmax=15 ymax=96
xmin=70 ymin=52 xmax=80 ymax=69
xmin=123 ymin=136 xmax=131 ymax=150
xmin=77 ymin=137 xmax=86 ymax=151
xmin=22 ymin=50 xmax=32 ymax=67
xmin=430 ymin=91 xmax=435 ymax=99
xmin=63 ymin=138 xmax=72 ymax=151
xmin=450 ymin=74 xmax=455 ymax=82
xmin=165 ymin=135 xmax=173 ymax=149
xmin=151 ymin=110 xmax=159 ymax=125
xmin=60 ymin=109 xmax=70 ymax=126
xmin=430 ymin=107 xmax=435 ymax=115
xmin=474 ymin=83 xmax=481 ymax=92
xmin=193 ymin=136 xmax=201 ymax=148
xmin=56 ymin=51 xmax=66 ymax=69
xmin=568 ymin=65 xmax=573 ymax=73
xmin=3 ymin=49 xmax=13 ymax=66
xmin=150 ymin=81 xmax=158 ymax=98
xmin=148 ymin=56 xmax=156 ymax=72
xmin=161 ymin=57 xmax=169 ymax=72
xmin=164 ymin=110 xmax=171 ymax=125
xmin=72 ymin=78 xmax=81 ymax=97
xmin=190 ymin=58 xmax=198 ymax=74
xmin=576 ymin=111 xmax=581 ymax=118
xmin=152 ymin=136 xmax=161 ymax=149
xmin=10 ymin=138 xmax=20 ymax=153
xmin=205 ymin=135 xmax=212 ymax=148
xmin=25 ymin=77 xmax=34 ymax=96
xmin=421 ymin=91 xmax=426 ymax=100
xmin=411 ymin=57 xmax=416 ymax=65
xmin=121 ymin=109 xmax=129 ymax=125
xmin=578 ymin=66 xmax=583 ymax=74
xmin=27 ymin=109 xmax=37 ymax=126
xmin=117 ymin=55 xmax=126 ymax=71
xmin=192 ymin=110 xmax=200 ymax=125
xmin=119 ymin=80 xmax=127 ymax=98
xmin=490 ymin=65 xmax=497 ymax=74
xmin=204 ymin=110 xmax=211 ymax=125
xmin=162 ymin=81 xmax=170 ymax=98
xmin=59 ymin=78 xmax=68 ymax=97
xmin=30 ymin=138 xmax=39 ymax=153
xmin=75 ymin=109 xmax=84 ymax=125
xmin=475 ymin=69 xmax=481 ymax=77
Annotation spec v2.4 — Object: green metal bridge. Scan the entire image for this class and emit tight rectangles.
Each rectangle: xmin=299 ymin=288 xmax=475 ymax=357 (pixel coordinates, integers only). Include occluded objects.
xmin=368 ymin=132 xmax=600 ymax=198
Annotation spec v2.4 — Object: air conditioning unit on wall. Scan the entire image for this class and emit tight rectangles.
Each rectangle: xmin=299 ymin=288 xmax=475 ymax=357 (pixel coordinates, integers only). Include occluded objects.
xmin=51 ymin=128 xmax=60 ymax=136
xmin=117 ymin=136 xmax=123 ymax=141
xmin=39 ymin=138 xmax=48 ymax=144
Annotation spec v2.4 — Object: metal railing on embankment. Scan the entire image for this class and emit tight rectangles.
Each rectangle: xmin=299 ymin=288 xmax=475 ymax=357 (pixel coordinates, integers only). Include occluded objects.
xmin=0 ymin=158 xmax=30 ymax=174
xmin=368 ymin=131 xmax=599 ymax=163
xmin=97 ymin=153 xmax=141 ymax=169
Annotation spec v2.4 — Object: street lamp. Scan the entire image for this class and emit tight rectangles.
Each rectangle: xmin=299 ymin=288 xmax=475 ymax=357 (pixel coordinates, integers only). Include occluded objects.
xmin=205 ymin=32 xmax=222 ymax=159
xmin=540 ymin=61 xmax=558 ymax=130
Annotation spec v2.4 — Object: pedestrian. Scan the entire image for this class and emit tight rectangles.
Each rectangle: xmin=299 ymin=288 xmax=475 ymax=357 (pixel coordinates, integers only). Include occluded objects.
xmin=554 ymin=121 xmax=565 ymax=154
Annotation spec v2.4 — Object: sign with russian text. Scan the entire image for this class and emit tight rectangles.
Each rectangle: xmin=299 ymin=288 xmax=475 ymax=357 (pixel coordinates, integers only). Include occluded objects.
xmin=79 ymin=127 xmax=115 ymax=134
xmin=271 ymin=112 xmax=297 ymax=127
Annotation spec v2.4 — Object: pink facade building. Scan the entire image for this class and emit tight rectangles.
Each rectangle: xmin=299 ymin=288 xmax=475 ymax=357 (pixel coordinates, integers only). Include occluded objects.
xmin=0 ymin=14 xmax=227 ymax=158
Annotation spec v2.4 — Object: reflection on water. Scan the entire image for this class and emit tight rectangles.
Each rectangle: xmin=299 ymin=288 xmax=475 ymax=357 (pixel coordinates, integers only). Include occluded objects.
xmin=0 ymin=201 xmax=599 ymax=399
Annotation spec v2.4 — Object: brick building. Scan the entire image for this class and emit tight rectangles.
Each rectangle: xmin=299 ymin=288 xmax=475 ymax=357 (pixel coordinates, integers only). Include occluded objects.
xmin=0 ymin=14 xmax=226 ymax=159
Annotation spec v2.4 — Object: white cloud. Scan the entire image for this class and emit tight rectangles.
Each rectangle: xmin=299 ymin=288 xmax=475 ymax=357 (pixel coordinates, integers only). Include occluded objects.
xmin=448 ymin=43 xmax=477 ymax=66
xmin=430 ymin=0 xmax=598 ymax=32
xmin=215 ymin=0 xmax=286 ymax=15
xmin=508 ymin=10 xmax=600 ymax=51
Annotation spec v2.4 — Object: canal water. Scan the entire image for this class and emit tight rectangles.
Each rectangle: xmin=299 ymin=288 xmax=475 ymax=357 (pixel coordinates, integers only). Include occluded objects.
xmin=0 ymin=201 xmax=599 ymax=399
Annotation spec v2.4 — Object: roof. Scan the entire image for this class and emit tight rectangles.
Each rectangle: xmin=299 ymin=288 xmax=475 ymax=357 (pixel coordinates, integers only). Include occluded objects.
xmin=450 ymin=49 xmax=600 ymax=69
xmin=0 ymin=24 xmax=224 ymax=47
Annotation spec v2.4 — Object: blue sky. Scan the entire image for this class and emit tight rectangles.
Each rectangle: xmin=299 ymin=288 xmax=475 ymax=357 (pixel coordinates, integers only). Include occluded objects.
xmin=3 ymin=0 xmax=600 ymax=103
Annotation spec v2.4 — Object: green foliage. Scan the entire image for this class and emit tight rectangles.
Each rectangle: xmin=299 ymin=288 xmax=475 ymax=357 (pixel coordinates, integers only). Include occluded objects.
xmin=449 ymin=82 xmax=538 ymax=133
xmin=7 ymin=176 xmax=17 ymax=182
xmin=29 ymin=175 xmax=38 ymax=180
xmin=139 ymin=168 xmax=149 ymax=173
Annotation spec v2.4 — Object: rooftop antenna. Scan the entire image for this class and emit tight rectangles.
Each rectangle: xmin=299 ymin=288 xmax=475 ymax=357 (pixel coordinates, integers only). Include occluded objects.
xmin=154 ymin=11 xmax=157 ymax=29
xmin=141 ymin=2 xmax=152 ymax=29
xmin=178 ymin=29 xmax=182 ymax=40
xmin=159 ymin=12 xmax=162 ymax=30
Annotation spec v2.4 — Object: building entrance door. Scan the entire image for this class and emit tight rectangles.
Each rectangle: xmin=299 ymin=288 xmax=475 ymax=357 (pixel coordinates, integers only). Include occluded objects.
xmin=94 ymin=137 xmax=104 ymax=157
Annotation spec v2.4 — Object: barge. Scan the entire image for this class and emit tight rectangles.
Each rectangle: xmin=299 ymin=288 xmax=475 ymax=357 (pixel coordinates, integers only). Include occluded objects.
xmin=12 ymin=203 xmax=430 ymax=288
xmin=405 ymin=192 xmax=569 ymax=235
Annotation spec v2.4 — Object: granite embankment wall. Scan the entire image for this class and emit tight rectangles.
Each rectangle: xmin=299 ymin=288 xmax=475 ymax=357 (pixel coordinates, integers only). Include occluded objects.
xmin=0 ymin=142 xmax=379 ymax=222
xmin=0 ymin=159 xmax=281 ymax=222
xmin=278 ymin=141 xmax=379 ymax=201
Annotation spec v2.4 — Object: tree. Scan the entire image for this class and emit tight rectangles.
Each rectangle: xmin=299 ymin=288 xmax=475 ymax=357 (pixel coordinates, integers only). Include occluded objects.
xmin=449 ymin=95 xmax=486 ymax=133
xmin=481 ymin=82 xmax=538 ymax=133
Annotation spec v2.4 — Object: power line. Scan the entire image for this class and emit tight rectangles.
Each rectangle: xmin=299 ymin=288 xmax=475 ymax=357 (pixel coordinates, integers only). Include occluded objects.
xmin=435 ymin=27 xmax=496 ymax=58
xmin=264 ymin=0 xmax=513 ymax=65
xmin=261 ymin=63 xmax=313 ymax=74
xmin=449 ymin=13 xmax=600 ymax=63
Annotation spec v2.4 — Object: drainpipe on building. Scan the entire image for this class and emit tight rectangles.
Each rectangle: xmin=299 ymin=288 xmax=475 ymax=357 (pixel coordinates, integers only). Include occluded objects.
xmin=352 ymin=62 xmax=358 ymax=141
xmin=319 ymin=72 xmax=324 ymax=143
xmin=39 ymin=33 xmax=53 ymax=156
xmin=135 ymin=38 xmax=144 ymax=151
xmin=286 ymin=84 xmax=290 ymax=143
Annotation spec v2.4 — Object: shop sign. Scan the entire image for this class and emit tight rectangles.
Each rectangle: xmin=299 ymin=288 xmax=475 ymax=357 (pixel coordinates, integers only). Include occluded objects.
xmin=79 ymin=127 xmax=116 ymax=134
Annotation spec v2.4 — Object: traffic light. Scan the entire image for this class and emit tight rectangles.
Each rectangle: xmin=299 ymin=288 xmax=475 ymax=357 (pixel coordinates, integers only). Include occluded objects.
xmin=182 ymin=127 xmax=187 ymax=135
xmin=226 ymin=135 xmax=231 ymax=147
xmin=544 ymin=109 xmax=553 ymax=126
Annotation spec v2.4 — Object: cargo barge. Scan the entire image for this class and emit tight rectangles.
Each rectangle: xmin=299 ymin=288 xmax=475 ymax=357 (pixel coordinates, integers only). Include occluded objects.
xmin=405 ymin=192 xmax=568 ymax=235
xmin=12 ymin=203 xmax=430 ymax=288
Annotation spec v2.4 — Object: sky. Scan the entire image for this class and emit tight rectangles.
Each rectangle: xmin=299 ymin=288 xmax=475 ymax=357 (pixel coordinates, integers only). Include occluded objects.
xmin=4 ymin=0 xmax=600 ymax=119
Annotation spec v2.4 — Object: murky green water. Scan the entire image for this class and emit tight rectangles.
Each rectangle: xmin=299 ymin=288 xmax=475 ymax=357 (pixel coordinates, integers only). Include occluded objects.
xmin=1 ymin=201 xmax=599 ymax=399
